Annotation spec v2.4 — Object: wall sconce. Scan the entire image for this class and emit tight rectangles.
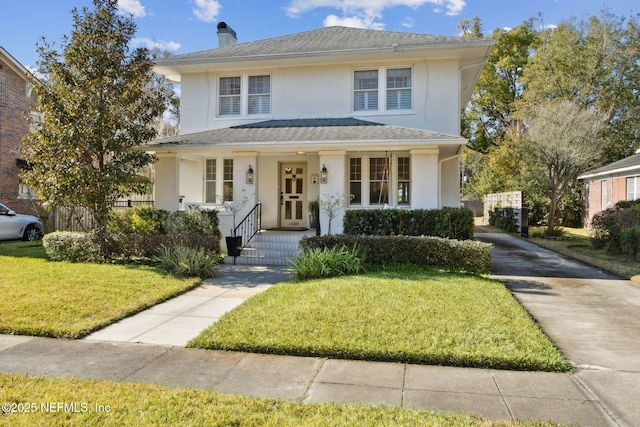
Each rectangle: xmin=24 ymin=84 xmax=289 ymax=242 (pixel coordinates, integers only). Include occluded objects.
xmin=320 ymin=164 xmax=328 ymax=184
xmin=246 ymin=165 xmax=254 ymax=184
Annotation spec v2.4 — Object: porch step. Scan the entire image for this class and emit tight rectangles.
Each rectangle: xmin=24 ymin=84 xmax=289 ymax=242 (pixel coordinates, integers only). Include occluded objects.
xmin=222 ymin=230 xmax=314 ymax=266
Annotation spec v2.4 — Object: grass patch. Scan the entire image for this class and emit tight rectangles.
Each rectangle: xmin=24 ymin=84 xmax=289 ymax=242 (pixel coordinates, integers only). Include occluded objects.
xmin=0 ymin=242 xmax=200 ymax=339
xmin=0 ymin=373 xmax=566 ymax=426
xmin=526 ymin=226 xmax=640 ymax=283
xmin=189 ymin=267 xmax=570 ymax=372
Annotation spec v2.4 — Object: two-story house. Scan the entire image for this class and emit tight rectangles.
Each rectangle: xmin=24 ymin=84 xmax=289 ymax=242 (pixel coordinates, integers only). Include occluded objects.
xmin=0 ymin=47 xmax=37 ymax=215
xmin=147 ymin=24 xmax=493 ymax=241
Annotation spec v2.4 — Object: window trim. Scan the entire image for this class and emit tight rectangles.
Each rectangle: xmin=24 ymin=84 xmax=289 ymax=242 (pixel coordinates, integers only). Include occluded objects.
xmin=217 ymin=74 xmax=272 ymax=118
xmin=348 ymin=153 xmax=411 ymax=207
xmin=352 ymin=66 xmax=414 ymax=115
xmin=204 ymin=158 xmax=234 ymax=204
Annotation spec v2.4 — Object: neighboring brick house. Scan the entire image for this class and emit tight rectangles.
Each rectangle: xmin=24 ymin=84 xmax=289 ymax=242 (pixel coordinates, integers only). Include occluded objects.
xmin=0 ymin=46 xmax=37 ymax=215
xmin=579 ymin=150 xmax=640 ymax=226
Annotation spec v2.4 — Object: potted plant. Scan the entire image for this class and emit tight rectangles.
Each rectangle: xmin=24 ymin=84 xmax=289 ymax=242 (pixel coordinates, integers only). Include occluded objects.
xmin=219 ymin=190 xmax=250 ymax=257
xmin=308 ymin=199 xmax=319 ymax=233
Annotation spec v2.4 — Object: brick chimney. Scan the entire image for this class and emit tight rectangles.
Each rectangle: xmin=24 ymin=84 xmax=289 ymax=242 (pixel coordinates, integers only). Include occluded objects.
xmin=217 ymin=22 xmax=237 ymax=47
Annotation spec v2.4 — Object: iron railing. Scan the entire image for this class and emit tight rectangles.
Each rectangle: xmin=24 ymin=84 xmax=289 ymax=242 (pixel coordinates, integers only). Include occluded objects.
xmin=234 ymin=202 xmax=262 ymax=251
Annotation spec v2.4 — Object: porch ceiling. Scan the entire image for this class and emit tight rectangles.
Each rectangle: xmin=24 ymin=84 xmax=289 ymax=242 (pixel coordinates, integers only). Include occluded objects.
xmin=145 ymin=118 xmax=466 ymax=152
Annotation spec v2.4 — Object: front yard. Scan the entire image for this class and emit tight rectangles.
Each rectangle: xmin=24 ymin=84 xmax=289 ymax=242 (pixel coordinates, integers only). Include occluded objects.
xmin=189 ymin=266 xmax=570 ymax=372
xmin=0 ymin=241 xmax=200 ymax=338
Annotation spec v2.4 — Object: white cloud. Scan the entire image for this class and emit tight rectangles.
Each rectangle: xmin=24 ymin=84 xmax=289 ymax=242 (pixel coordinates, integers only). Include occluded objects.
xmin=401 ymin=17 xmax=414 ymax=28
xmin=192 ymin=0 xmax=222 ymax=23
xmin=286 ymin=0 xmax=465 ymax=30
xmin=118 ymin=0 xmax=146 ymax=17
xmin=132 ymin=37 xmax=181 ymax=52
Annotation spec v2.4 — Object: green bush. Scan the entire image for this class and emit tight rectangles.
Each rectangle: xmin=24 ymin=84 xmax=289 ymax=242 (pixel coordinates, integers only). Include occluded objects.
xmin=343 ymin=207 xmax=474 ymax=240
xmin=488 ymin=207 xmax=518 ymax=233
xmin=620 ymin=225 xmax=640 ymax=260
xmin=43 ymin=232 xmax=104 ymax=263
xmin=591 ymin=203 xmax=640 ymax=252
xmin=107 ymin=206 xmax=169 ymax=235
xmin=167 ymin=209 xmax=221 ymax=236
xmin=300 ymin=235 xmax=491 ymax=274
xmin=289 ymin=245 xmax=365 ymax=281
xmin=154 ymin=245 xmax=219 ymax=279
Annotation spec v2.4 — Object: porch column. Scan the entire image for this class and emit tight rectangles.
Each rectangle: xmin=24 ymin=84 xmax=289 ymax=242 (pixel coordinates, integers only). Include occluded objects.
xmin=410 ymin=148 xmax=439 ymax=209
xmin=318 ymin=150 xmax=346 ymax=235
xmin=154 ymin=154 xmax=180 ymax=211
xmin=232 ymin=151 xmax=258 ymax=220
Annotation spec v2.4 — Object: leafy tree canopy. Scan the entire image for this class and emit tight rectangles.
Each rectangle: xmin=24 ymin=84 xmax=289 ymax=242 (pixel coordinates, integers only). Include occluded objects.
xmin=22 ymin=0 xmax=169 ymax=233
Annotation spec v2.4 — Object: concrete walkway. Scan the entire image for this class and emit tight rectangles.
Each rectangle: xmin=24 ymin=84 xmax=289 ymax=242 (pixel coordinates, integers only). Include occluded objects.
xmin=2 ymin=234 xmax=640 ymax=426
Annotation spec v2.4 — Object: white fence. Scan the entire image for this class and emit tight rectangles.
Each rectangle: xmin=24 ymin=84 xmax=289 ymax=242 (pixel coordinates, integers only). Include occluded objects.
xmin=484 ymin=191 xmax=528 ymax=236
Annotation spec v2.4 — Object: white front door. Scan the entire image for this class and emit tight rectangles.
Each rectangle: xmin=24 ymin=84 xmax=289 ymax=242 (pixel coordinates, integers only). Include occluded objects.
xmin=280 ymin=163 xmax=306 ymax=228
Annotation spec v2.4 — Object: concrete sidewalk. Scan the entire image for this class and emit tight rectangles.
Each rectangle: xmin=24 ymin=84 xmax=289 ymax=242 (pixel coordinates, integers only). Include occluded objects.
xmin=83 ymin=264 xmax=290 ymax=346
xmin=0 ymin=335 xmax=613 ymax=426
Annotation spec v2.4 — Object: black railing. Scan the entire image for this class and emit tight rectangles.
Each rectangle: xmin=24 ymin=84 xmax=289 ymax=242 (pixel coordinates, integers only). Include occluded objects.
xmin=234 ymin=202 xmax=262 ymax=251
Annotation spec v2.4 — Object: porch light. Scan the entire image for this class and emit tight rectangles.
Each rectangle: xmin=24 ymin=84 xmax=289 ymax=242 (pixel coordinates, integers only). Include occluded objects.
xmin=246 ymin=165 xmax=254 ymax=184
xmin=320 ymin=164 xmax=328 ymax=184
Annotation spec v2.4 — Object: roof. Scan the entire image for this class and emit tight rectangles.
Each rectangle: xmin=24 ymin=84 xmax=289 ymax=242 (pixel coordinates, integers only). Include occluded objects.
xmin=579 ymin=152 xmax=640 ymax=180
xmin=0 ymin=46 xmax=34 ymax=81
xmin=145 ymin=118 xmax=465 ymax=151
xmin=159 ymin=26 xmax=492 ymax=63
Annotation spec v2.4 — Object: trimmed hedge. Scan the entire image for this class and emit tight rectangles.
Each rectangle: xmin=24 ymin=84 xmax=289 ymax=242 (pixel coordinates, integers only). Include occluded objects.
xmin=343 ymin=207 xmax=474 ymax=240
xmin=43 ymin=231 xmax=220 ymax=263
xmin=108 ymin=207 xmax=221 ymax=237
xmin=488 ymin=207 xmax=518 ymax=233
xmin=300 ymin=235 xmax=491 ymax=274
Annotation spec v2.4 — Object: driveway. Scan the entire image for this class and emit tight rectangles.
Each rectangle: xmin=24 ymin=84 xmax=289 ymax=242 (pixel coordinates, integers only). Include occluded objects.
xmin=476 ymin=232 xmax=640 ymax=426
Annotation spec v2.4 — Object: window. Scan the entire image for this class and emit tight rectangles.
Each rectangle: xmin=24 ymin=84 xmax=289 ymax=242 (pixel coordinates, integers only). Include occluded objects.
xmin=205 ymin=158 xmax=233 ymax=203
xmin=354 ymin=70 xmax=378 ymax=111
xmin=205 ymin=159 xmax=217 ymax=203
xmin=223 ymin=159 xmax=233 ymax=201
xmin=370 ymin=157 xmax=390 ymax=205
xmin=627 ymin=177 xmax=640 ymax=201
xmin=387 ymin=68 xmax=412 ymax=110
xmin=248 ymin=75 xmax=271 ymax=115
xmin=397 ymin=157 xmax=410 ymax=204
xmin=349 ymin=158 xmax=362 ymax=205
xmin=601 ymin=180 xmax=608 ymax=209
xmin=219 ymin=77 xmax=241 ymax=115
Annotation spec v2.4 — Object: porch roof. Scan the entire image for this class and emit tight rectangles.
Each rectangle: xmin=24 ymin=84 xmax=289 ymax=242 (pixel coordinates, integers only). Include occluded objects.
xmin=145 ymin=118 xmax=466 ymax=151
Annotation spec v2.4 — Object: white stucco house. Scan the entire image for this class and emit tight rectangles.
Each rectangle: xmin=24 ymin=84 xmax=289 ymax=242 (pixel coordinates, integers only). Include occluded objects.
xmin=146 ymin=23 xmax=493 ymax=247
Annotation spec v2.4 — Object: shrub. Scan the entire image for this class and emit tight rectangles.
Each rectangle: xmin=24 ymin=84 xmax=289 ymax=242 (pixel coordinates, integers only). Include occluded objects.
xmin=289 ymin=245 xmax=365 ymax=281
xmin=154 ymin=245 xmax=219 ymax=279
xmin=43 ymin=232 xmax=104 ymax=263
xmin=300 ymin=235 xmax=491 ymax=274
xmin=620 ymin=225 xmax=640 ymax=260
xmin=107 ymin=206 xmax=168 ymax=235
xmin=343 ymin=207 xmax=474 ymax=240
xmin=591 ymin=204 xmax=640 ymax=252
xmin=167 ymin=209 xmax=221 ymax=236
xmin=488 ymin=207 xmax=518 ymax=233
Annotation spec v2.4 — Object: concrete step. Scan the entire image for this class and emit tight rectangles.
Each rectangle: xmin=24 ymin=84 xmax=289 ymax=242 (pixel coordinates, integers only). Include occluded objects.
xmin=222 ymin=231 xmax=311 ymax=266
xmin=223 ymin=255 xmax=294 ymax=266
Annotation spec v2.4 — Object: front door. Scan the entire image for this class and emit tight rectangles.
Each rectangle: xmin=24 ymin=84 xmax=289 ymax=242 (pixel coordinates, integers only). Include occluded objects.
xmin=280 ymin=163 xmax=306 ymax=228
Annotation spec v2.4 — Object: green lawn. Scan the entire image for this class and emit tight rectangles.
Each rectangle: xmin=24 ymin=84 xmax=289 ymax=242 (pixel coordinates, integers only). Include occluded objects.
xmin=189 ymin=267 xmax=571 ymax=372
xmin=0 ymin=241 xmax=200 ymax=339
xmin=0 ymin=373 xmax=565 ymax=427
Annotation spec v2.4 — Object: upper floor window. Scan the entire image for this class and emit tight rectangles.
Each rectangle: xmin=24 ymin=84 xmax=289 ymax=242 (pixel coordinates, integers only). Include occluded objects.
xmin=354 ymin=70 xmax=378 ymax=111
xmin=248 ymin=75 xmax=271 ymax=115
xmin=219 ymin=77 xmax=241 ymax=116
xmin=387 ymin=68 xmax=412 ymax=110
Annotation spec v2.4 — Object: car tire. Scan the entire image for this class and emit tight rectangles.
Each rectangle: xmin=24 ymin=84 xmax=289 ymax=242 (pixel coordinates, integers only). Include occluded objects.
xmin=22 ymin=225 xmax=41 ymax=241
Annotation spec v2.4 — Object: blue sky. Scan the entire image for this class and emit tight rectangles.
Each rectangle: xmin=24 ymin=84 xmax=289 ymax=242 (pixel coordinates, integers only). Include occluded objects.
xmin=1 ymin=0 xmax=637 ymax=69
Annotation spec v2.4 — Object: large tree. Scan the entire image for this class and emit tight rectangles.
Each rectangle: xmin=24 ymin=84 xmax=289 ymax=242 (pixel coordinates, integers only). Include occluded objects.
xmin=523 ymin=100 xmax=607 ymax=232
xmin=22 ymin=0 xmax=168 ymax=233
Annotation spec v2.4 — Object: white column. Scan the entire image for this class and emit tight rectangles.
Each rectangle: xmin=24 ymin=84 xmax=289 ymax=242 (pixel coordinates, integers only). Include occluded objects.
xmin=154 ymin=154 xmax=180 ymax=211
xmin=410 ymin=148 xmax=439 ymax=209
xmin=318 ymin=151 xmax=346 ymax=235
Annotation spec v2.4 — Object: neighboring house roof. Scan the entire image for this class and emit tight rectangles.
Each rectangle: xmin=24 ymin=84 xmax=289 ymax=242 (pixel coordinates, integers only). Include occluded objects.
xmin=579 ymin=152 xmax=640 ymax=180
xmin=0 ymin=46 xmax=34 ymax=81
xmin=145 ymin=118 xmax=465 ymax=151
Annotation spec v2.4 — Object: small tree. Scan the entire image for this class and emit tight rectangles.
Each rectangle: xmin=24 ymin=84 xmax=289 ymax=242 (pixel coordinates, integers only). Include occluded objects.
xmin=524 ymin=100 xmax=607 ymax=233
xmin=320 ymin=194 xmax=349 ymax=236
xmin=21 ymin=0 xmax=169 ymax=234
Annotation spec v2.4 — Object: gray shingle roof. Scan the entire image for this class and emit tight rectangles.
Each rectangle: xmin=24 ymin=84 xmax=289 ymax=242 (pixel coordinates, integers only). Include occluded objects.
xmin=145 ymin=118 xmax=464 ymax=149
xmin=157 ymin=26 xmax=491 ymax=63
xmin=580 ymin=153 xmax=640 ymax=179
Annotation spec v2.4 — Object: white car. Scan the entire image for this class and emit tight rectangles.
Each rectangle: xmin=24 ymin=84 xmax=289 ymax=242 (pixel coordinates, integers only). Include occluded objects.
xmin=0 ymin=203 xmax=43 ymax=241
